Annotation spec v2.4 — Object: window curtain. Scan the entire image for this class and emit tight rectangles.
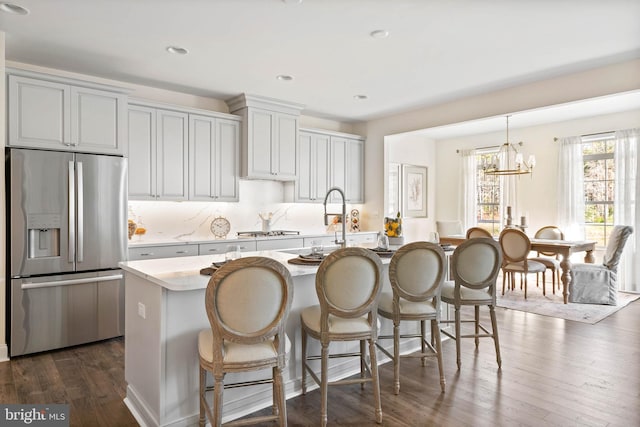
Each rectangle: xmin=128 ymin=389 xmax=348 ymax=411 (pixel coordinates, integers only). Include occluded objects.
xmin=556 ymin=136 xmax=585 ymax=240
xmin=459 ymin=149 xmax=477 ymax=231
xmin=614 ymin=128 xmax=639 ymax=292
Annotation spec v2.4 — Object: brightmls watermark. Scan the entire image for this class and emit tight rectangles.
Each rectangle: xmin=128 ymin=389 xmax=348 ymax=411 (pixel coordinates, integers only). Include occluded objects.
xmin=0 ymin=404 xmax=69 ymax=426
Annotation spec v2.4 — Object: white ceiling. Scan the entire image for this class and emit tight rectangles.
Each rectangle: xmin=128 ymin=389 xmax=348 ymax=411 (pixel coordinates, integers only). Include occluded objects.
xmin=2 ymin=0 xmax=640 ymax=123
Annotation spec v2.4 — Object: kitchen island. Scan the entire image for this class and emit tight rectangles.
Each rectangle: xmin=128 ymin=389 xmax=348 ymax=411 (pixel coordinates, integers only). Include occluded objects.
xmin=120 ymin=248 xmax=424 ymax=427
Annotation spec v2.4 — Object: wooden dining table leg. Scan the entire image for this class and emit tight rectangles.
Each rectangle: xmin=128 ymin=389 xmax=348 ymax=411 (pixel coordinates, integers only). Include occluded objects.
xmin=559 ymin=250 xmax=572 ymax=304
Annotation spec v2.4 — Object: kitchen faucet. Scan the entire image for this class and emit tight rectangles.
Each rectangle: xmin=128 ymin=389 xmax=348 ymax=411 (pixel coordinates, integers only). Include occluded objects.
xmin=323 ymin=187 xmax=347 ymax=248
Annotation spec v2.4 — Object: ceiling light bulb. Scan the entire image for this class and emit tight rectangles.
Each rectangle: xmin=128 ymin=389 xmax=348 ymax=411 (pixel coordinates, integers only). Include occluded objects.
xmin=166 ymin=46 xmax=188 ymax=55
xmin=276 ymin=75 xmax=294 ymax=81
xmin=0 ymin=2 xmax=29 ymax=14
xmin=370 ymin=30 xmax=389 ymax=39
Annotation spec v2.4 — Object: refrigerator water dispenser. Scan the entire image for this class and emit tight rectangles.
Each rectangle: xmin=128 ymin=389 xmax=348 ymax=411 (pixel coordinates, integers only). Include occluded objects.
xmin=27 ymin=214 xmax=61 ymax=258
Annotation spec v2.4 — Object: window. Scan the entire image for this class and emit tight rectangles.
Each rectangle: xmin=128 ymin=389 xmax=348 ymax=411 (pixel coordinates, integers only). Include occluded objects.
xmin=582 ymin=137 xmax=615 ymax=246
xmin=475 ymin=150 xmax=501 ymax=236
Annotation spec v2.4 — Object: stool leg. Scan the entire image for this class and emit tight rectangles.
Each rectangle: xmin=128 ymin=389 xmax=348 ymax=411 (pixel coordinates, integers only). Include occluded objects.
xmin=420 ymin=320 xmax=427 ymax=366
xmin=360 ymin=340 xmax=366 ymax=390
xmin=301 ymin=327 xmax=307 ymax=394
xmin=274 ymin=366 xmax=287 ymax=426
xmin=490 ymin=304 xmax=502 ymax=369
xmin=393 ymin=321 xmax=400 ymax=394
xmin=199 ymin=366 xmax=206 ymax=427
xmin=474 ymin=305 xmax=480 ymax=349
xmin=369 ymin=338 xmax=383 ymax=424
xmin=213 ymin=373 xmax=224 ymax=427
xmin=455 ymin=306 xmax=462 ymax=369
xmin=432 ymin=319 xmax=446 ymax=393
xmin=320 ymin=343 xmax=329 ymax=427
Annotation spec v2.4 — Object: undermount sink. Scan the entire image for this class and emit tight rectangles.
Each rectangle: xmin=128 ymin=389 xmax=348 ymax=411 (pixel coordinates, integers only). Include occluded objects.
xmin=277 ymin=245 xmax=341 ymax=256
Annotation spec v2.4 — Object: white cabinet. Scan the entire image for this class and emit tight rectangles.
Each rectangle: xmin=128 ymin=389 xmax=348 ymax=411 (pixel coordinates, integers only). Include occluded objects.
xmin=128 ymin=244 xmax=197 ymax=261
xmin=128 ymin=104 xmax=189 ymax=200
xmin=256 ymin=238 xmax=304 ymax=251
xmin=330 ymin=136 xmax=364 ymax=203
xmin=296 ymin=131 xmax=330 ymax=202
xmin=227 ymin=94 xmax=304 ymax=181
xmin=189 ymin=115 xmax=240 ymax=201
xmin=8 ymin=71 xmax=127 ymax=155
xmin=198 ymin=240 xmax=256 ymax=255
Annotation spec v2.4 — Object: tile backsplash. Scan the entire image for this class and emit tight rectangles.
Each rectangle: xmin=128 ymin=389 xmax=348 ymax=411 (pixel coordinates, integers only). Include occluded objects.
xmin=128 ymin=180 xmax=364 ymax=243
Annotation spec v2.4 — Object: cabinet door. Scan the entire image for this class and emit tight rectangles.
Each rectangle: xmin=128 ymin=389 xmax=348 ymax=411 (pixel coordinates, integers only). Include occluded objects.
xmin=128 ymin=244 xmax=196 ymax=261
xmin=71 ymin=86 xmax=127 ymax=155
xmin=8 ymin=75 xmax=71 ymax=149
xmin=157 ymin=110 xmax=189 ymax=200
xmin=189 ymin=114 xmax=216 ymax=200
xmin=329 ymin=137 xmax=347 ymax=203
xmin=297 ymin=132 xmax=330 ymax=202
xmin=128 ymin=106 xmax=157 ymax=200
xmin=247 ymin=109 xmax=274 ymax=178
xmin=346 ymin=138 xmax=364 ymax=203
xmin=296 ymin=132 xmax=313 ymax=202
xmin=216 ymin=118 xmax=240 ymax=201
xmin=274 ymin=113 xmax=297 ymax=179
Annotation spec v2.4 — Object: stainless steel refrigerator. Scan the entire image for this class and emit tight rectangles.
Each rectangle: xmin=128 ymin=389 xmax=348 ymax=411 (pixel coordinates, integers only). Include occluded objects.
xmin=7 ymin=148 xmax=127 ymax=357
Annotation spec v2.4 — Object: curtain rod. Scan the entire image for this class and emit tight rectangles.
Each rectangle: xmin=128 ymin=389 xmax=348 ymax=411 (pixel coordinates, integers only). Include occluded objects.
xmin=553 ymin=130 xmax=615 ymax=142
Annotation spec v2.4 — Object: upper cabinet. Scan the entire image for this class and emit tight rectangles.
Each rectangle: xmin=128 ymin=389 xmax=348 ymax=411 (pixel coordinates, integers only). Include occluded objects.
xmin=227 ymin=94 xmax=305 ymax=181
xmin=296 ymin=130 xmax=330 ymax=202
xmin=330 ymin=135 xmax=364 ymax=203
xmin=128 ymin=100 xmax=240 ymax=202
xmin=189 ymin=115 xmax=240 ymax=202
xmin=7 ymin=69 xmax=128 ymax=155
xmin=128 ymin=104 xmax=189 ymax=201
xmin=293 ymin=128 xmax=365 ymax=204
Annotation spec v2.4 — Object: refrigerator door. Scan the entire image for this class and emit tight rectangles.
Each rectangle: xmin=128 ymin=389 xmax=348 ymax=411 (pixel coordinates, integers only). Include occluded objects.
xmin=9 ymin=148 xmax=74 ymax=277
xmin=10 ymin=270 xmax=125 ymax=357
xmin=75 ymin=153 xmax=127 ymax=271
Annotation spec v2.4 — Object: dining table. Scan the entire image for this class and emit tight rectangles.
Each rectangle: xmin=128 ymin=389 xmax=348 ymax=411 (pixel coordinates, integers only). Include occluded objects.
xmin=439 ymin=235 xmax=597 ymax=304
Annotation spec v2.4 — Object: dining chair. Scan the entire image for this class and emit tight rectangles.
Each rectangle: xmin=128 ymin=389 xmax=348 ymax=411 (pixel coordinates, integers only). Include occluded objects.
xmin=528 ymin=225 xmax=564 ymax=294
xmin=376 ymin=242 xmax=446 ymax=394
xmin=466 ymin=227 xmax=493 ymax=239
xmin=300 ymin=247 xmax=383 ymax=426
xmin=499 ymin=228 xmax=546 ymax=298
xmin=440 ymin=238 xmax=503 ymax=369
xmin=436 ymin=220 xmax=464 ymax=237
xmin=198 ymin=257 xmax=293 ymax=427
xmin=569 ymin=225 xmax=633 ymax=305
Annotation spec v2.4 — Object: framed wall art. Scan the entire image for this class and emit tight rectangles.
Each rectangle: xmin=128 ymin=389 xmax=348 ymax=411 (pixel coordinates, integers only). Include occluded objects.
xmin=402 ymin=164 xmax=427 ymax=217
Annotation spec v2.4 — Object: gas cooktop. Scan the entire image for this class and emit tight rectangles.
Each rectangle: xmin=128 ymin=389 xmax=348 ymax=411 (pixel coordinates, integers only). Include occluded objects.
xmin=237 ymin=230 xmax=301 ymax=238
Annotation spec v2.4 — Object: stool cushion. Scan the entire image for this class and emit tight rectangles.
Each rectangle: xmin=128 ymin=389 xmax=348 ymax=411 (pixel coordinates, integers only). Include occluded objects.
xmin=301 ymin=305 xmax=378 ymax=334
xmin=440 ymin=280 xmax=491 ymax=302
xmin=377 ymin=292 xmax=437 ymax=317
xmin=198 ymin=329 xmax=291 ymax=364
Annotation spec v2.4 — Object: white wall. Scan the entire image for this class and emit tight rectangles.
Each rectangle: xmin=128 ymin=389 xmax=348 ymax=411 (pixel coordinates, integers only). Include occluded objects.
xmin=435 ymin=109 xmax=640 ymax=234
xmin=385 ymin=133 xmax=437 ymax=242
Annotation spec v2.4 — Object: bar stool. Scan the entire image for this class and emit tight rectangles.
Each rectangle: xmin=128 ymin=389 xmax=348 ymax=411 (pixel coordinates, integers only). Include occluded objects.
xmin=376 ymin=242 xmax=446 ymax=394
xmin=300 ymin=247 xmax=383 ymax=427
xmin=440 ymin=238 xmax=503 ymax=369
xmin=198 ymin=257 xmax=293 ymax=427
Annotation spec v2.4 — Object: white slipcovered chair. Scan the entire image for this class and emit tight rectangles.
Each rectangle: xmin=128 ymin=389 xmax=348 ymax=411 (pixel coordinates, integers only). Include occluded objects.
xmin=198 ymin=257 xmax=293 ymax=427
xmin=436 ymin=220 xmax=464 ymax=237
xmin=569 ymin=225 xmax=634 ymax=305
xmin=300 ymin=247 xmax=383 ymax=426
xmin=376 ymin=242 xmax=446 ymax=395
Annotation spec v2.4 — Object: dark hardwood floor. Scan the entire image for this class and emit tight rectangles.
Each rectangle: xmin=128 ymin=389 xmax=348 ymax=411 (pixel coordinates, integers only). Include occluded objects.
xmin=2 ymin=300 xmax=639 ymax=427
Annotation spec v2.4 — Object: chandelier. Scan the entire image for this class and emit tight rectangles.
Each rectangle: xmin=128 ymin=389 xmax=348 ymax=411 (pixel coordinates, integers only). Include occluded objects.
xmin=483 ymin=116 xmax=535 ymax=176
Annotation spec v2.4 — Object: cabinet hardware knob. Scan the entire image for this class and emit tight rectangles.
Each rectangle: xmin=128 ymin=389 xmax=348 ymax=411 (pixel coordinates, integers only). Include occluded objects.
xmin=140 ymin=253 xmax=153 ymax=256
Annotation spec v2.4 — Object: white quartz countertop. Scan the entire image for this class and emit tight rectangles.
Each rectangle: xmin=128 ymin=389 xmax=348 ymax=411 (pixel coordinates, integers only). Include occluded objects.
xmin=119 ymin=248 xmax=392 ymax=292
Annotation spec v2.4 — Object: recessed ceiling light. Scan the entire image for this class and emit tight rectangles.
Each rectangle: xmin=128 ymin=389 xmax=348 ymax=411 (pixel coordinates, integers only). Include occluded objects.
xmin=166 ymin=46 xmax=189 ymax=55
xmin=0 ymin=2 xmax=29 ymax=15
xmin=281 ymin=0 xmax=303 ymax=4
xmin=370 ymin=29 xmax=390 ymax=39
xmin=354 ymin=95 xmax=368 ymax=100
xmin=276 ymin=75 xmax=294 ymax=81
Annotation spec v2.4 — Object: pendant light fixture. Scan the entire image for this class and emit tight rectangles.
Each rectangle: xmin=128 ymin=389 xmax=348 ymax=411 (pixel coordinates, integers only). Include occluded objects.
xmin=483 ymin=115 xmax=535 ymax=176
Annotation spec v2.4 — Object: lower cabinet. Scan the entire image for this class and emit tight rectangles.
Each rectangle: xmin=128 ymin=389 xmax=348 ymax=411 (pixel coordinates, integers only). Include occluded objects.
xmin=199 ymin=241 xmax=257 ymax=255
xmin=128 ymin=244 xmax=198 ymax=261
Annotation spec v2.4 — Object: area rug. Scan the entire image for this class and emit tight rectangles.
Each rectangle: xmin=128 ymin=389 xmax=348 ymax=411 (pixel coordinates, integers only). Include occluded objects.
xmin=496 ymin=285 xmax=640 ymax=324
